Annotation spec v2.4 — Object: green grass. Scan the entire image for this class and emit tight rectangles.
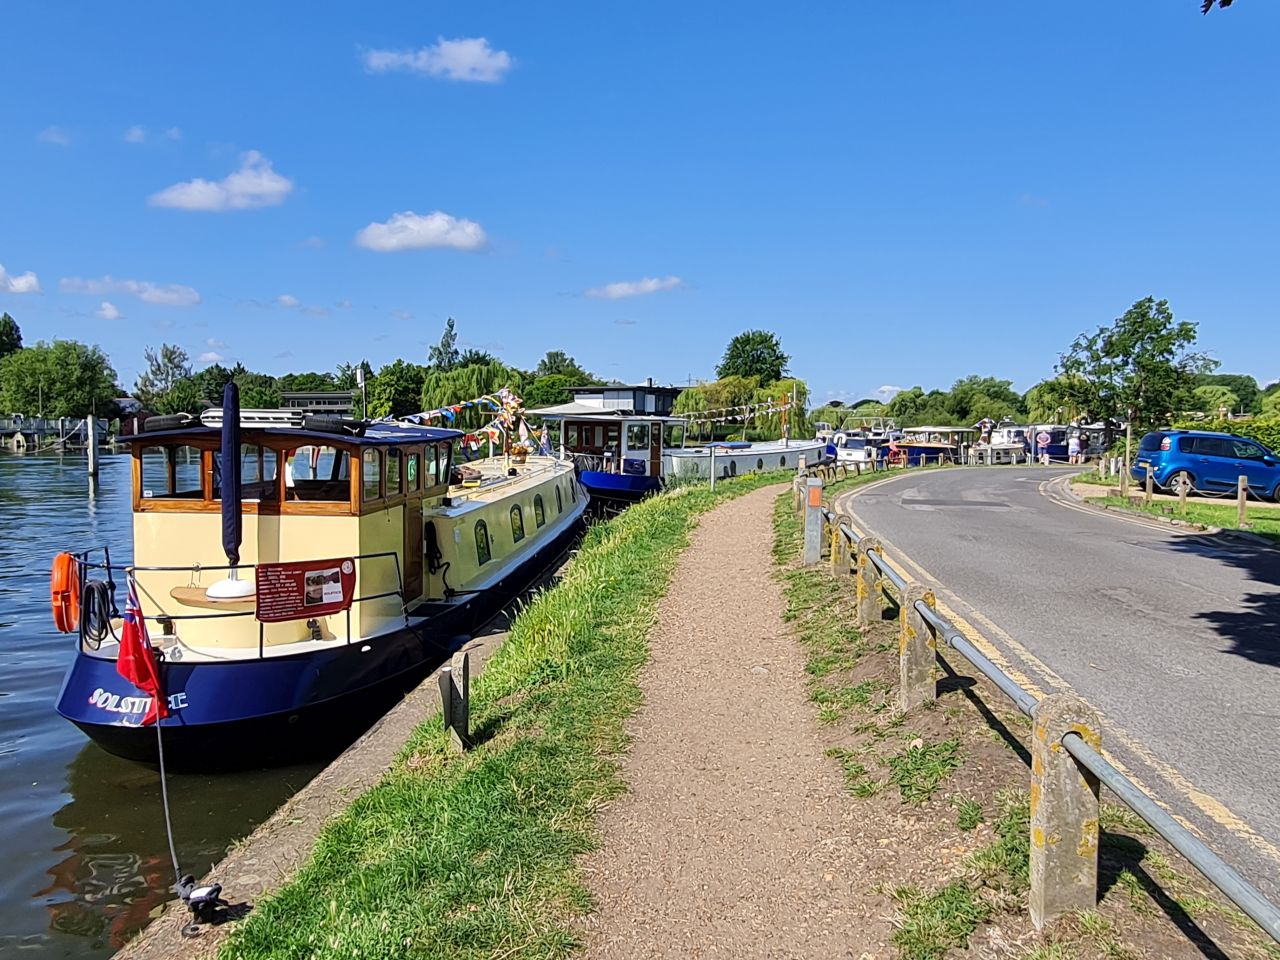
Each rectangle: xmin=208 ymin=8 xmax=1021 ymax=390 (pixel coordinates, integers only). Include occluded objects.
xmin=951 ymin=796 xmax=984 ymax=831
xmin=968 ymin=791 xmax=1030 ymax=891
xmin=824 ymin=746 xmax=883 ymax=797
xmin=1087 ymin=494 xmax=1280 ymax=541
xmin=886 ymin=738 xmax=961 ymax=805
xmin=891 ymin=881 xmax=992 ymax=960
xmin=216 ymin=470 xmax=790 ymax=960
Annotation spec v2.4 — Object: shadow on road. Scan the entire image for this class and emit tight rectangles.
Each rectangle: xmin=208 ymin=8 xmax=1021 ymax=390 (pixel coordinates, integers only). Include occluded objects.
xmin=1166 ymin=536 xmax=1280 ymax=670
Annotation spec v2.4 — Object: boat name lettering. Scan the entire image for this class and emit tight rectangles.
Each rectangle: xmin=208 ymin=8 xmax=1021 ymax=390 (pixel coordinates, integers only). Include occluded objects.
xmin=88 ymin=688 xmax=188 ymax=714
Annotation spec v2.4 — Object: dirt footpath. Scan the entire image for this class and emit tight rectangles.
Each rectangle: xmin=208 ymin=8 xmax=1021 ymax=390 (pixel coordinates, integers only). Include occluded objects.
xmin=579 ymin=486 xmax=888 ymax=959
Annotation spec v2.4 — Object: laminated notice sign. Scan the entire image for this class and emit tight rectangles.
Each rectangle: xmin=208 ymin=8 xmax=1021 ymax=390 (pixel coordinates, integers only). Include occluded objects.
xmin=255 ymin=558 xmax=356 ymax=623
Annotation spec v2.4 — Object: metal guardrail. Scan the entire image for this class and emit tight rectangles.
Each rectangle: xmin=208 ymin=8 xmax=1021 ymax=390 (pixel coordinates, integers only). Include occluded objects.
xmin=791 ymin=470 xmax=1280 ymax=942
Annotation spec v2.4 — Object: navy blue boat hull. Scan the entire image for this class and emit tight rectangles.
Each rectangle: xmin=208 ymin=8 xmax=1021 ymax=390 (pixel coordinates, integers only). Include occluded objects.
xmin=577 ymin=469 xmax=661 ymax=505
xmin=56 ymin=513 xmax=585 ymax=768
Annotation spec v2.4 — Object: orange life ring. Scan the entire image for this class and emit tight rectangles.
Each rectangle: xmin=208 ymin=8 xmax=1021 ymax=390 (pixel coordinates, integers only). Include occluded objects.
xmin=51 ymin=552 xmax=80 ymax=633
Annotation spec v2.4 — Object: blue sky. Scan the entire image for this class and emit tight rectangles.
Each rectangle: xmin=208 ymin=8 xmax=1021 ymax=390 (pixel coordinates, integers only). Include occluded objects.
xmin=2 ymin=1 xmax=1277 ymax=404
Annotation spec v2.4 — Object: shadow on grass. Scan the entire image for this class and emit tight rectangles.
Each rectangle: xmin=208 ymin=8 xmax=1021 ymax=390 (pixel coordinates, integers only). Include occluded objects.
xmin=1098 ymin=832 xmax=1232 ymax=960
xmin=935 ymin=652 xmax=1031 ymax=767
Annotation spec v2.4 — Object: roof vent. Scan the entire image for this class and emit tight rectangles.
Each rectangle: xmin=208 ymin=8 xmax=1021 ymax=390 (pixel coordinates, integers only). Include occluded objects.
xmin=142 ymin=413 xmax=197 ymax=433
xmin=200 ymin=408 xmax=305 ymax=430
xmin=303 ymin=415 xmax=367 ymax=437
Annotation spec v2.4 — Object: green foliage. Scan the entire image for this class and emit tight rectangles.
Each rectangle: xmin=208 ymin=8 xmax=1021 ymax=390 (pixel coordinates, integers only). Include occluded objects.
xmin=0 ymin=312 xmax=21 ymax=359
xmin=190 ymin=363 xmax=234 ymax=404
xmin=1057 ymin=297 xmax=1216 ymax=432
xmin=891 ymin=881 xmax=991 ymax=960
xmin=0 ymin=339 xmax=120 ymax=417
xmin=887 ymin=386 xmax=956 ymax=427
xmin=427 ymin=316 xmax=460 ymax=371
xmin=420 ymin=360 xmax=526 ymax=429
xmin=715 ymin=329 xmax=789 ymax=383
xmin=1173 ymin=416 xmax=1280 ymax=454
xmin=534 ymin=350 xmax=592 ymax=383
xmin=135 ymin=343 xmax=192 ymax=408
xmin=525 ymin=374 xmax=576 ymax=409
xmin=458 ymin=348 xmax=498 ymax=368
xmin=1195 ymin=372 xmax=1260 ymax=413
xmin=952 ymin=796 xmax=984 ymax=831
xmin=1024 ymin=374 xmax=1087 ymax=423
xmin=277 ymin=371 xmax=338 ymax=393
xmin=1265 ymin=393 xmax=1280 ymax=418
xmin=944 ymin=375 xmax=1025 ymax=423
xmin=155 ymin=377 xmax=205 ymax=415
xmin=366 ymin=359 xmax=428 ymax=419
xmin=886 ymin=738 xmax=961 ymax=805
xmin=1192 ymin=384 xmax=1239 ymax=416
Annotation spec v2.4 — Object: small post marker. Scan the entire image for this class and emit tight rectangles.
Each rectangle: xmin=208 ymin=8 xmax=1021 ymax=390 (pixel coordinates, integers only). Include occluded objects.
xmin=899 ymin=583 xmax=937 ymax=711
xmin=855 ymin=537 xmax=882 ymax=628
xmin=1237 ymin=475 xmax=1248 ymax=528
xmin=803 ymin=476 xmax=823 ymax=566
xmin=829 ymin=513 xmax=851 ymax=574
xmin=1030 ymin=693 xmax=1101 ymax=928
xmin=1144 ymin=465 xmax=1154 ymax=506
xmin=1178 ymin=479 xmax=1189 ymax=515
xmin=438 ymin=650 xmax=471 ymax=752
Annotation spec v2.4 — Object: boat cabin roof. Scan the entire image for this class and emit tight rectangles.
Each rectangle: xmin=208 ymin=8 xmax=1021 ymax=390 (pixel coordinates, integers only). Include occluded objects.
xmin=903 ymin=425 xmax=976 ymax=434
xmin=127 ymin=423 xmax=462 ymax=447
xmin=538 ymin=411 xmax=685 ymax=424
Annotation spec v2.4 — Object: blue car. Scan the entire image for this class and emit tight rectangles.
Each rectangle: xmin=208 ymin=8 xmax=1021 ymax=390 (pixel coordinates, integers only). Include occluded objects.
xmin=1131 ymin=429 xmax=1280 ymax=500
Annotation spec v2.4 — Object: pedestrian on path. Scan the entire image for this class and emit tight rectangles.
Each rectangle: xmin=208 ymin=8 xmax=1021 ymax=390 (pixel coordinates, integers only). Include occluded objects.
xmin=1036 ymin=429 xmax=1052 ymax=465
xmin=1067 ymin=434 xmax=1081 ymax=465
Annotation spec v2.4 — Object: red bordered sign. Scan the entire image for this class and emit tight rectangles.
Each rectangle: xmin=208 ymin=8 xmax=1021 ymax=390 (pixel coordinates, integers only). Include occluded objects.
xmin=255 ymin=558 xmax=356 ymax=623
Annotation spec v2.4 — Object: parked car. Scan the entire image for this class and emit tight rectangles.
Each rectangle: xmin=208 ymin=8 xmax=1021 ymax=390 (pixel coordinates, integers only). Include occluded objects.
xmin=1131 ymin=429 xmax=1280 ymax=500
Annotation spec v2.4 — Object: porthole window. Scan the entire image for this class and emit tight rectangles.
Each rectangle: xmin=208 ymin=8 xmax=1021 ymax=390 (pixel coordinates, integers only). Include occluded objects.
xmin=475 ymin=520 xmax=491 ymax=565
xmin=556 ymin=485 xmax=563 ymax=513
xmin=534 ymin=494 xmax=546 ymax=528
xmin=730 ymin=461 xmax=737 ymax=476
xmin=510 ymin=505 xmax=525 ymax=543
xmin=757 ymin=458 xmax=764 ymax=471
xmin=780 ymin=456 xmax=786 ymax=467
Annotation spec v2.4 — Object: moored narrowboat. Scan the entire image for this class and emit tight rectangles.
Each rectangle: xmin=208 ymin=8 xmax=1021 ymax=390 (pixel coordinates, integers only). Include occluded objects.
xmin=54 ymin=404 xmax=586 ymax=766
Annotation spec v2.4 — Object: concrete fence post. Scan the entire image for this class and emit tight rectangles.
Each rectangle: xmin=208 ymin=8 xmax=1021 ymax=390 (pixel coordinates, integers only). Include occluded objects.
xmin=829 ymin=515 xmax=850 ymax=575
xmin=898 ymin=583 xmax=937 ymax=711
xmin=854 ymin=537 xmax=882 ymax=628
xmin=1144 ymin=465 xmax=1154 ymax=506
xmin=1030 ymin=693 xmax=1101 ymax=928
xmin=803 ymin=476 xmax=823 ymax=566
xmin=793 ymin=478 xmax=803 ymax=515
xmin=438 ymin=650 xmax=472 ymax=752
xmin=1237 ymin=475 xmax=1248 ymax=528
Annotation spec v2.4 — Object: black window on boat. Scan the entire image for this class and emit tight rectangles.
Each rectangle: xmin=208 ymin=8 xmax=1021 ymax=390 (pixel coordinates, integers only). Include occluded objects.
xmin=534 ymin=494 xmax=546 ymax=527
xmin=286 ymin=446 xmax=351 ymax=501
xmin=757 ymin=458 xmax=764 ymax=470
xmin=386 ymin=448 xmax=403 ymax=496
xmin=511 ymin=505 xmax=525 ymax=543
xmin=436 ymin=442 xmax=453 ymax=486
xmin=663 ymin=422 xmax=684 ymax=448
xmin=139 ymin=445 xmax=204 ymax=499
xmin=556 ymin=485 xmax=563 ymax=513
xmin=627 ymin=423 xmax=650 ymax=450
xmin=569 ymin=479 xmax=577 ymax=503
xmin=779 ymin=456 xmax=786 ymax=467
xmin=406 ymin=452 xmax=420 ymax=492
xmin=213 ymin=444 xmax=280 ymax=502
xmin=475 ymin=520 xmax=491 ymax=565
xmin=362 ymin=449 xmax=382 ymax=502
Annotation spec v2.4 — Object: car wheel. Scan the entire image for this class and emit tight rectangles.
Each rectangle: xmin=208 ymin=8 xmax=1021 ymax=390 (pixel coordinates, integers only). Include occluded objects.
xmin=1168 ymin=471 xmax=1195 ymax=496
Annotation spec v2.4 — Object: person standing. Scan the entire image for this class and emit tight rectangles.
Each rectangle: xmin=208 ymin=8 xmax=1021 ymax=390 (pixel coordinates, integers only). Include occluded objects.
xmin=1036 ymin=428 xmax=1052 ymax=466
xmin=1067 ymin=433 xmax=1081 ymax=465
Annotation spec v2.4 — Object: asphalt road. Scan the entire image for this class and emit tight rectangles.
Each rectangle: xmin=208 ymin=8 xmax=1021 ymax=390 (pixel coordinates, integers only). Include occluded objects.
xmin=837 ymin=466 xmax=1280 ymax=902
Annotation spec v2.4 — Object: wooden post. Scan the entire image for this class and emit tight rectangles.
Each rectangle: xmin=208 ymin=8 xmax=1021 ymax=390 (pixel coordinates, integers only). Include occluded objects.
xmin=1178 ymin=479 xmax=1188 ymax=515
xmin=1237 ymin=475 xmax=1248 ymax=528
xmin=1144 ymin=465 xmax=1153 ymax=506
xmin=1030 ymin=694 xmax=1101 ymax=928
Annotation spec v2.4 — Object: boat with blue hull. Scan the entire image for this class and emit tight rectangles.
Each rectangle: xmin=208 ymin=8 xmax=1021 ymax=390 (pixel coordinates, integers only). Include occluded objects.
xmin=54 ymin=401 xmax=587 ymax=767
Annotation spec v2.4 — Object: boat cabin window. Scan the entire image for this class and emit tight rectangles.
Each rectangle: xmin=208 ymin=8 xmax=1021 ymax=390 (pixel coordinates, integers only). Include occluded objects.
xmin=627 ymin=423 xmax=651 ymax=450
xmin=534 ymin=494 xmax=546 ymax=528
xmin=406 ymin=452 xmax=420 ymax=492
xmin=435 ymin=442 xmax=453 ymax=488
xmin=556 ymin=485 xmax=563 ymax=514
xmin=286 ymin=445 xmax=350 ymax=501
xmin=475 ymin=520 xmax=491 ymax=565
xmin=510 ymin=505 xmax=525 ymax=543
xmin=663 ymin=422 xmax=685 ymax=448
xmin=213 ymin=444 xmax=280 ymax=502
xmin=139 ymin=444 xmax=203 ymax=499
xmin=569 ymin=478 xmax=578 ymax=503
xmin=362 ymin=449 xmax=382 ymax=502
xmin=386 ymin=448 xmax=403 ymax=497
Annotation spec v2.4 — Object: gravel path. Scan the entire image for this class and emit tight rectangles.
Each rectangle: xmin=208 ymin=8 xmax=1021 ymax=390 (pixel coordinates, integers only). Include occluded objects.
xmin=580 ymin=487 xmax=882 ymax=959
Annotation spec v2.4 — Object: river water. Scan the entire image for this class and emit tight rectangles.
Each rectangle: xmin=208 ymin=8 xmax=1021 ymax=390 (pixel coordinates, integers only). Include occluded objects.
xmin=0 ymin=453 xmax=324 ymax=958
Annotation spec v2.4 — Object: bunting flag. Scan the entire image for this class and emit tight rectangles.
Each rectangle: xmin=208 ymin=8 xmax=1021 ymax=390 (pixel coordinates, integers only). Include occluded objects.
xmin=383 ymin=387 xmax=525 ymax=427
xmin=681 ymin=399 xmax=792 ymax=429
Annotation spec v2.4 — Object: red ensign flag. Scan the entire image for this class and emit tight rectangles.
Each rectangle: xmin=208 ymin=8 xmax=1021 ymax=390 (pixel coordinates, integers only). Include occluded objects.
xmin=117 ymin=574 xmax=169 ymax=726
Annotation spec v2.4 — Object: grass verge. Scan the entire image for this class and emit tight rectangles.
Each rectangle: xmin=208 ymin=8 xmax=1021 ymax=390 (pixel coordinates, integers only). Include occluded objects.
xmin=216 ymin=470 xmax=788 ymax=960
xmin=1088 ymin=494 xmax=1280 ymax=542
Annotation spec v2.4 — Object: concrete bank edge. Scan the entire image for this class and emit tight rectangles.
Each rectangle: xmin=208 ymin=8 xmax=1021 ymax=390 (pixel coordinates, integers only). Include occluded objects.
xmin=113 ymin=631 xmax=506 ymax=960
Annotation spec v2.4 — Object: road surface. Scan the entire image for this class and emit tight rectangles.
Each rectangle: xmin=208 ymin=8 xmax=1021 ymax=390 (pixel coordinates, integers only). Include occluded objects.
xmin=836 ymin=466 xmax=1280 ymax=902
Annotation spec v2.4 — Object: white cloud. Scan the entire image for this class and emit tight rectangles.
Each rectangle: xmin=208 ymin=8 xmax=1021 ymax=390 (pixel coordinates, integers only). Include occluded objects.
xmin=0 ymin=263 xmax=42 ymax=294
xmin=148 ymin=150 xmax=294 ymax=211
xmin=355 ymin=210 xmax=487 ymax=252
xmin=873 ymin=385 xmax=903 ymax=402
xmin=123 ymin=125 xmax=147 ymax=144
xmin=276 ymin=294 xmax=299 ymax=308
xmin=361 ymin=37 xmax=513 ymax=83
xmin=164 ymin=127 xmax=182 ymax=140
xmin=38 ymin=126 xmax=70 ymax=146
xmin=391 ymin=309 xmax=413 ymax=322
xmin=95 ymin=301 xmax=122 ymax=320
xmin=198 ymin=351 xmax=226 ymax=363
xmin=585 ymin=276 xmax=683 ymax=300
xmin=206 ymin=337 xmax=226 ymax=349
xmin=336 ymin=298 xmax=353 ymax=309
xmin=59 ymin=275 xmax=201 ymax=306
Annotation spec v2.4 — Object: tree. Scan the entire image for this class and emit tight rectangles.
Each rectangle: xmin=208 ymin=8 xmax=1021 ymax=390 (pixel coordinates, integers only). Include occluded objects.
xmin=0 ymin=339 xmax=119 ymax=417
xmin=1194 ymin=373 xmax=1259 ymax=414
xmin=1202 ymin=0 xmax=1233 ymax=12
xmin=525 ymin=374 xmax=576 ymax=409
xmin=1263 ymin=392 xmax=1280 ymax=418
xmin=0 ymin=313 xmax=21 ymax=359
xmin=944 ymin=375 xmax=1025 ymax=423
xmin=457 ymin=348 xmax=498 ymax=368
xmin=1057 ymin=297 xmax=1216 ymax=441
xmin=277 ymin=371 xmax=338 ymax=393
xmin=154 ymin=377 xmax=205 ymax=415
xmin=428 ymin=317 xmax=460 ymax=371
xmin=534 ymin=350 xmax=591 ymax=383
xmin=1192 ymin=385 xmax=1239 ymax=417
xmin=367 ymin=359 xmax=428 ymax=419
xmin=886 ymin=386 xmax=956 ymax=427
xmin=420 ymin=361 xmax=526 ymax=430
xmin=715 ymin=330 xmax=789 ymax=384
xmin=135 ymin=344 xmax=192 ymax=408
xmin=191 ymin=363 xmax=235 ymax=404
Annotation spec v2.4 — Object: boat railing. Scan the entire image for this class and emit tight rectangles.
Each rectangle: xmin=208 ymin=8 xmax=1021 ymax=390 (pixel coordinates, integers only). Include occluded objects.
xmin=72 ymin=549 xmax=408 ymax=658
